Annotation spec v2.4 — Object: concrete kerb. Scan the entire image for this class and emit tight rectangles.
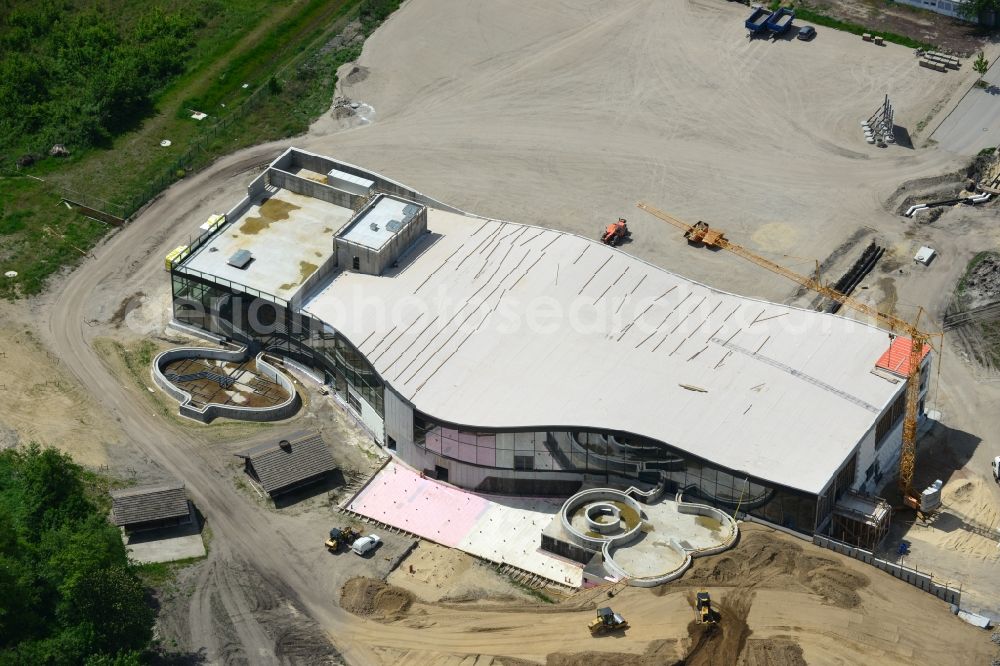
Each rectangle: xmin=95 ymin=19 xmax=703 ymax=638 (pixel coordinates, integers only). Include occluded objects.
xmin=603 ymin=540 xmax=691 ymax=587
xmin=151 ymin=346 xmax=300 ymax=423
xmin=674 ymin=491 xmax=739 ymax=558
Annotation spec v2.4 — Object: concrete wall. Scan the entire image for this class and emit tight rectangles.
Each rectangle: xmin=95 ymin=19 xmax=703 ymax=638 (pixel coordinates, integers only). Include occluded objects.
xmin=813 ymin=535 xmax=961 ymax=606
xmin=274 ymin=147 xmax=465 ymax=213
xmin=852 ymin=358 xmax=931 ymax=495
xmin=152 ymin=347 xmax=300 ymax=424
xmin=349 ymin=386 xmax=385 ymax=444
xmin=336 ymin=238 xmax=383 ymax=276
xmin=384 ymin=388 xmax=414 ymax=447
xmin=247 ymin=168 xmax=270 ymax=200
xmin=552 ymin=488 xmax=737 ymax=588
xmin=267 ymin=168 xmax=363 ymax=210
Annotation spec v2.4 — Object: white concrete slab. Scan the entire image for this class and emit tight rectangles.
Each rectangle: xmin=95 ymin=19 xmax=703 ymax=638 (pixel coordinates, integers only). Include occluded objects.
xmin=124 ymin=526 xmax=206 ymax=564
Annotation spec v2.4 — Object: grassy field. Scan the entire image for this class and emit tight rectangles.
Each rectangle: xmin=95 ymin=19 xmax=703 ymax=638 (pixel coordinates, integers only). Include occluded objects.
xmin=1 ymin=0 xmax=400 ymax=299
xmin=0 ymin=177 xmax=107 ymax=298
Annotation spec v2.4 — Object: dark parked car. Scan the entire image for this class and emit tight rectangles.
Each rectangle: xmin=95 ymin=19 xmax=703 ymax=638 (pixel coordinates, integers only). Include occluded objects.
xmin=797 ymin=25 xmax=816 ymax=40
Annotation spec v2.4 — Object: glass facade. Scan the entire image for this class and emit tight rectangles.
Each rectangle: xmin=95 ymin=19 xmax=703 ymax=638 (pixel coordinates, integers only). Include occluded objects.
xmin=172 ymin=268 xmax=820 ymax=533
xmin=171 ymin=270 xmax=383 ymax=416
xmin=414 ymin=413 xmax=820 ymax=533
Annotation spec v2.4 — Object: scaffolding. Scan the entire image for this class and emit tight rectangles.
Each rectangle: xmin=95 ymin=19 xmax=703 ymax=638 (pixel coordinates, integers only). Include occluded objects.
xmin=830 ymin=492 xmax=892 ymax=551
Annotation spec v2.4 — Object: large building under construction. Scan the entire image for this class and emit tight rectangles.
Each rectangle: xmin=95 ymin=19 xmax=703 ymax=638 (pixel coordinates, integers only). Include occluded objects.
xmin=167 ymin=148 xmax=930 ymax=540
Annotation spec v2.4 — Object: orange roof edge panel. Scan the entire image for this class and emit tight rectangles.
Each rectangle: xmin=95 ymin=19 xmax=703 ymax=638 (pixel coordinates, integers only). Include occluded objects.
xmin=874 ymin=336 xmax=931 ymax=377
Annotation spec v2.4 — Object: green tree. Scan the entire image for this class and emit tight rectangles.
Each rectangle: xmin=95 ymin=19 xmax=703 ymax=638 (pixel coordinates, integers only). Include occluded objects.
xmin=973 ymin=51 xmax=990 ymax=86
xmin=0 ymin=445 xmax=154 ymax=664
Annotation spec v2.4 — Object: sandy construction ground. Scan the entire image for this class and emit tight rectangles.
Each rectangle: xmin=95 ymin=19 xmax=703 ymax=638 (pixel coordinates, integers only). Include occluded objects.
xmin=339 ymin=524 xmax=995 ymax=665
xmin=4 ymin=0 xmax=1000 ymax=663
xmin=317 ymin=0 xmax=974 ymax=300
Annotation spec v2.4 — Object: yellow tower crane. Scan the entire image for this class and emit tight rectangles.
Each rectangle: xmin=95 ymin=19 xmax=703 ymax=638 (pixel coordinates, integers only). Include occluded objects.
xmin=636 ymin=202 xmax=937 ymax=510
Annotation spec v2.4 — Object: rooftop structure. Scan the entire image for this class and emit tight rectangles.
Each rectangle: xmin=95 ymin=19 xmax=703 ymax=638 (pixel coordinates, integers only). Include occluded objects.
xmin=876 ymin=336 xmax=932 ymax=377
xmin=303 ymin=210 xmax=906 ymax=495
xmin=111 ymin=482 xmax=191 ymax=531
xmin=235 ymin=431 xmax=337 ymax=497
xmin=182 ymin=188 xmax=348 ymax=302
xmin=335 ymin=194 xmax=427 ymax=275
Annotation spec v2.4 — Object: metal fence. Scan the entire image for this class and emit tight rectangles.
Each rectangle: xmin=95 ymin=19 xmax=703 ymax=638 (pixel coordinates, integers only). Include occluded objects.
xmin=812 ymin=534 xmax=961 ymax=606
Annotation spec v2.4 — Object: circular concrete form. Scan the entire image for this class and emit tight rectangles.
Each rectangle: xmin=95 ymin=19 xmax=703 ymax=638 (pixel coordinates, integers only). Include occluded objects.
xmin=585 ymin=502 xmax=622 ymax=535
xmin=558 ymin=487 xmax=739 ymax=587
xmin=152 ymin=346 xmax=300 ymax=423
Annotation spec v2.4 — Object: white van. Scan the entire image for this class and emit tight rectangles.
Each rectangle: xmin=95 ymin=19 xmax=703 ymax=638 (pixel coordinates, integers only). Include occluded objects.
xmin=352 ymin=534 xmax=381 ymax=555
xmin=992 ymin=456 xmax=1000 ymax=483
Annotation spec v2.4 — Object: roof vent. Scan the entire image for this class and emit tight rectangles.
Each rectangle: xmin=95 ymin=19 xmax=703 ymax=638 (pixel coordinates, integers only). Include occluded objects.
xmin=278 ymin=439 xmax=292 ymax=452
xmin=227 ymin=249 xmax=253 ymax=269
xmin=386 ymin=219 xmax=403 ymax=232
xmin=370 ymin=222 xmax=380 ymax=231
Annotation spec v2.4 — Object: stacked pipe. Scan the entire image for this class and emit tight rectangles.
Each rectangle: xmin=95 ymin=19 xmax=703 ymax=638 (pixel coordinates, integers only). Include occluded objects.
xmin=904 ymin=192 xmax=991 ymax=217
xmin=825 ymin=242 xmax=885 ymax=313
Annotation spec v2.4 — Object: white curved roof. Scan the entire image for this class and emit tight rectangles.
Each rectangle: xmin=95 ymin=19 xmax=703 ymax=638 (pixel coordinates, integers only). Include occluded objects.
xmin=302 ymin=209 xmax=904 ymax=494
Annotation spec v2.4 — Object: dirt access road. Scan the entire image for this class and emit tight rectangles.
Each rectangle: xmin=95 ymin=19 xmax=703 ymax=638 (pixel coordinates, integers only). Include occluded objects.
xmin=16 ymin=0 xmax=1000 ymax=663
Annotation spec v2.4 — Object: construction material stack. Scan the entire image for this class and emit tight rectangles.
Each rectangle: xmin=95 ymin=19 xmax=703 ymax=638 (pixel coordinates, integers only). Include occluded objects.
xmin=918 ymin=51 xmax=960 ymax=73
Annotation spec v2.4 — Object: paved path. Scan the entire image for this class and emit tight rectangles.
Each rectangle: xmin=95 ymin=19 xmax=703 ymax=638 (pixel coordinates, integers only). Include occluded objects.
xmin=932 ymin=57 xmax=1000 ymax=155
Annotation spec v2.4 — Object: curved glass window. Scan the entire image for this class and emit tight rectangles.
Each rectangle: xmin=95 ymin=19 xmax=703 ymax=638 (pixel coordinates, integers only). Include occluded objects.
xmin=412 ymin=411 xmax=818 ymax=533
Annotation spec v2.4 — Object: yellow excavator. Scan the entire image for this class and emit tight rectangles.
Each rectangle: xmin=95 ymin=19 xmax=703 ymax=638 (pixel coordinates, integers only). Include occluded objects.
xmin=637 ymin=202 xmax=939 ymax=512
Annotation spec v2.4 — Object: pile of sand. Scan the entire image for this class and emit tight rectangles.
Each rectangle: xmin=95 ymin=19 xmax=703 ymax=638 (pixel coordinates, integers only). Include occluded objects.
xmin=675 ymin=529 xmax=869 ymax=609
xmin=916 ymin=476 xmax=1000 ymax=557
xmin=388 ymin=542 xmax=536 ymax=604
xmin=340 ymin=577 xmax=413 ymax=619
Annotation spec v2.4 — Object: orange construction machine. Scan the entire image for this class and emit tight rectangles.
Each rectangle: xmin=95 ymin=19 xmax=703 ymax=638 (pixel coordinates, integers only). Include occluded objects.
xmin=601 ymin=218 xmax=631 ymax=246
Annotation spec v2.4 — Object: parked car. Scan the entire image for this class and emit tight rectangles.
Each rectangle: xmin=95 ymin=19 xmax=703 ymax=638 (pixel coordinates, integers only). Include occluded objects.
xmin=797 ymin=25 xmax=816 ymax=41
xmin=992 ymin=456 xmax=1000 ymax=482
xmin=352 ymin=534 xmax=381 ymax=555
